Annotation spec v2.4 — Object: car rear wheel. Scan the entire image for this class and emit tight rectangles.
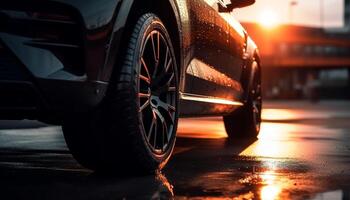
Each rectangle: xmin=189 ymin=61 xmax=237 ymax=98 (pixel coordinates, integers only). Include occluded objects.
xmin=223 ymin=61 xmax=262 ymax=139
xmin=62 ymin=13 xmax=179 ymax=173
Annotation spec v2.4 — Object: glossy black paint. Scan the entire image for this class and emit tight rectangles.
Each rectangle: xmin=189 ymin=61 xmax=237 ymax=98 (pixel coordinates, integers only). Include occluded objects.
xmin=0 ymin=0 xmax=259 ymax=122
xmin=186 ymin=0 xmax=246 ymax=99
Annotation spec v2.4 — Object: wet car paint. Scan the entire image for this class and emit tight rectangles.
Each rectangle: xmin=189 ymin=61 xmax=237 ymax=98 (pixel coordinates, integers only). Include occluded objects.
xmin=0 ymin=0 xmax=258 ymax=119
xmin=0 ymin=101 xmax=349 ymax=199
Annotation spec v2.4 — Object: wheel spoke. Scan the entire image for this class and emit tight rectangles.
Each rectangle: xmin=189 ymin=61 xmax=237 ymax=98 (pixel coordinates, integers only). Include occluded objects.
xmin=158 ymin=98 xmax=175 ymax=112
xmin=148 ymin=111 xmax=157 ymax=140
xmin=139 ymin=92 xmax=150 ymax=98
xmin=154 ymin=109 xmax=166 ymax=124
xmin=162 ymin=117 xmax=168 ymax=149
xmin=165 ymin=57 xmax=173 ymax=73
xmin=140 ymin=75 xmax=151 ymax=84
xmin=141 ymin=57 xmax=151 ymax=79
xmin=148 ymin=121 xmax=155 ymax=141
xmin=158 ymin=73 xmax=175 ymax=94
xmin=154 ymin=109 xmax=169 ymax=148
xmin=151 ymin=33 xmax=158 ymax=62
xmin=140 ymin=99 xmax=150 ymax=112
xmin=163 ymin=46 xmax=173 ymax=74
xmin=157 ymin=99 xmax=175 ymax=125
xmin=153 ymin=114 xmax=158 ymax=148
xmin=253 ymin=104 xmax=259 ymax=114
xmin=166 ymin=73 xmax=174 ymax=85
xmin=157 ymin=32 xmax=160 ymax=62
xmin=164 ymin=47 xmax=169 ymax=72
xmin=153 ymin=44 xmax=172 ymax=83
xmin=158 ymin=46 xmax=173 ymax=84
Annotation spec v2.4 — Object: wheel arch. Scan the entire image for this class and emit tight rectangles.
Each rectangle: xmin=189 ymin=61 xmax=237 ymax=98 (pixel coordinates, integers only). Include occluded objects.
xmin=106 ymin=0 xmax=182 ymax=83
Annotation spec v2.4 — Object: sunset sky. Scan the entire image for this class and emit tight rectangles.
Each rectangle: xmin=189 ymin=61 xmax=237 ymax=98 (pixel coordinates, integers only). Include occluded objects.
xmin=232 ymin=0 xmax=345 ymax=28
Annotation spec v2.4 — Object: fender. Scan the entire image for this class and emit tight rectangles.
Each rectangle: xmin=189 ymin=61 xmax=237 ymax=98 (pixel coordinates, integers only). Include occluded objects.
xmin=99 ymin=0 xmax=133 ymax=82
xmin=101 ymin=0 xmax=183 ymax=84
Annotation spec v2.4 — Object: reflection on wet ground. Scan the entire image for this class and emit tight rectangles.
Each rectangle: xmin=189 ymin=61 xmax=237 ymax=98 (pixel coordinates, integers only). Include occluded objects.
xmin=0 ymin=101 xmax=350 ymax=199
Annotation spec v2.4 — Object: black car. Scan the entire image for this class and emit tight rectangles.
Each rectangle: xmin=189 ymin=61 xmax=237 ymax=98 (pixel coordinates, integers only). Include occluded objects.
xmin=0 ymin=0 xmax=261 ymax=173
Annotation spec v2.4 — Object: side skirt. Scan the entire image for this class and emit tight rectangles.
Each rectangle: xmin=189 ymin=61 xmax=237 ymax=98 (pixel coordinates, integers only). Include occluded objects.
xmin=179 ymin=92 xmax=243 ymax=117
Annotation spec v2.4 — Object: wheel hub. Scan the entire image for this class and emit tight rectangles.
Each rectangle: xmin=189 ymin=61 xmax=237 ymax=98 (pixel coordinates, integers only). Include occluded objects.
xmin=150 ymin=96 xmax=159 ymax=108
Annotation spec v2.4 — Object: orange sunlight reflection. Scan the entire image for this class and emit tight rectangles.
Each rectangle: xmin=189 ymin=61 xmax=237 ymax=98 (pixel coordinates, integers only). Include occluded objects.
xmin=177 ymin=117 xmax=228 ymax=139
xmin=259 ymin=9 xmax=279 ymax=28
xmin=261 ymin=184 xmax=281 ymax=200
xmin=176 ymin=108 xmax=342 ymax=199
xmin=238 ymin=162 xmax=292 ymax=200
xmin=260 ymin=171 xmax=281 ymax=200
xmin=262 ymin=109 xmax=298 ymax=121
xmin=257 ymin=160 xmax=297 ymax=200
xmin=177 ymin=108 xmax=305 ymax=139
xmin=239 ymin=122 xmax=298 ymax=158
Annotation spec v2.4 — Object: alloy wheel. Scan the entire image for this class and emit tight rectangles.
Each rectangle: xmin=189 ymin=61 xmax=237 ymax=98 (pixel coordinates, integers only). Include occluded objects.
xmin=138 ymin=29 xmax=177 ymax=155
xmin=251 ymin=64 xmax=262 ymax=132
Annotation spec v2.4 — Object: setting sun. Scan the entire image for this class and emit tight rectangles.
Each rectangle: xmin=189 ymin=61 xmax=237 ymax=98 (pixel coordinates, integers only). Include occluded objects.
xmin=259 ymin=9 xmax=279 ymax=28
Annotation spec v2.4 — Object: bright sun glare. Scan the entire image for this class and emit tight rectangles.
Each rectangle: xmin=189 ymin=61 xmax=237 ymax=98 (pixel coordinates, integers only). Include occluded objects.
xmin=259 ymin=10 xmax=279 ymax=28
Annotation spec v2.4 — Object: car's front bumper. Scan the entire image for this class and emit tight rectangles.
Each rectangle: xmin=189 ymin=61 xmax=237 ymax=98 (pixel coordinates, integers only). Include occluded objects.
xmin=0 ymin=0 xmax=123 ymax=121
xmin=0 ymin=41 xmax=107 ymax=121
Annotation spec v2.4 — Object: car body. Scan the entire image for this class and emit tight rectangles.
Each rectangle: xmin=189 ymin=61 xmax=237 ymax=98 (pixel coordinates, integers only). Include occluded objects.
xmin=0 ymin=0 xmax=261 ymax=172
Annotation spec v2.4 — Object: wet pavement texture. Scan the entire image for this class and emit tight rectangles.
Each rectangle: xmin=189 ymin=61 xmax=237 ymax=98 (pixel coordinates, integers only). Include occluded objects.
xmin=0 ymin=101 xmax=350 ymax=200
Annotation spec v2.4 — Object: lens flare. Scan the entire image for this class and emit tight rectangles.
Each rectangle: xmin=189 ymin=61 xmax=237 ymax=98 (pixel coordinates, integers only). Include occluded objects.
xmin=259 ymin=10 xmax=279 ymax=28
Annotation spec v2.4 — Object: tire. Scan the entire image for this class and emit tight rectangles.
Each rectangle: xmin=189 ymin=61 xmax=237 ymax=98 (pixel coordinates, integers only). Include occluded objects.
xmin=223 ymin=61 xmax=262 ymax=139
xmin=62 ymin=13 xmax=179 ymax=174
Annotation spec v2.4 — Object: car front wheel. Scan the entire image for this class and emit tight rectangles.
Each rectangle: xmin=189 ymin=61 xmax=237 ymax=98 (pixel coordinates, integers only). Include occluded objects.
xmin=62 ymin=13 xmax=179 ymax=173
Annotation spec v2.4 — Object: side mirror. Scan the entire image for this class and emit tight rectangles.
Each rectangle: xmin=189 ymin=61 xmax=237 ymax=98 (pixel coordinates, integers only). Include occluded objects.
xmin=219 ymin=0 xmax=255 ymax=12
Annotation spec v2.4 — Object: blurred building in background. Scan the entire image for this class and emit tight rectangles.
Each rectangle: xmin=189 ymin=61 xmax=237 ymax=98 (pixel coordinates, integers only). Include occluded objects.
xmin=242 ymin=0 xmax=350 ymax=100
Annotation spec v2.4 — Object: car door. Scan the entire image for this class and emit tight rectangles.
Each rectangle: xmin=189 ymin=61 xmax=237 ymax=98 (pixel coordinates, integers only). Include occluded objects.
xmin=187 ymin=0 xmax=247 ymax=102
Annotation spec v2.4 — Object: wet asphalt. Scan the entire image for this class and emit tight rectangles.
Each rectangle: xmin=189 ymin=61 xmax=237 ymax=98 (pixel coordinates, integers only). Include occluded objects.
xmin=0 ymin=101 xmax=349 ymax=200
